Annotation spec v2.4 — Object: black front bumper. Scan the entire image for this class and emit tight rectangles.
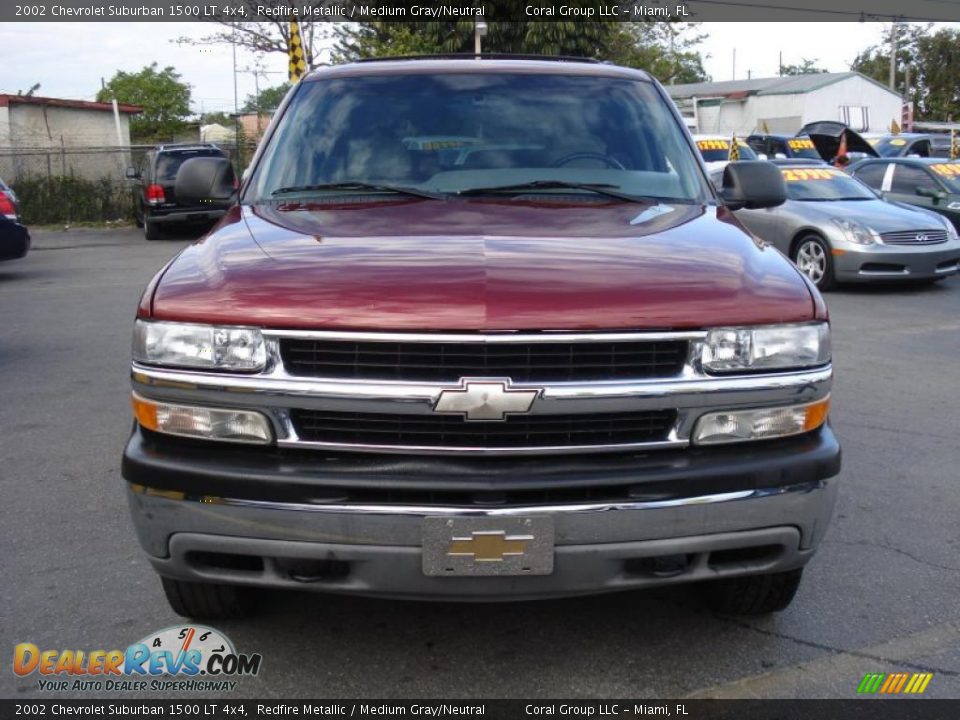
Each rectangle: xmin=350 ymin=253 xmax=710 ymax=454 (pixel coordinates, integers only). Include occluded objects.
xmin=122 ymin=425 xmax=841 ymax=506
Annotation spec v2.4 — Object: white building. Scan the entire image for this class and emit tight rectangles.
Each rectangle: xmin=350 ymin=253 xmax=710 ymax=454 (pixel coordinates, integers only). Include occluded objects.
xmin=667 ymin=72 xmax=903 ymax=136
xmin=0 ymin=94 xmax=141 ymax=182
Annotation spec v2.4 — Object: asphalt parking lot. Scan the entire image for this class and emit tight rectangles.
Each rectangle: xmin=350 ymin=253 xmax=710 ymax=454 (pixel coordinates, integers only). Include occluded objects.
xmin=2 ymin=228 xmax=959 ymax=700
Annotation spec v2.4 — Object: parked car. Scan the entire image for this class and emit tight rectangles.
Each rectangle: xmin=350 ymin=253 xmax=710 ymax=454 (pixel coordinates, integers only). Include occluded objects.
xmin=691 ymin=134 xmax=759 ymax=170
xmin=799 ymin=121 xmax=879 ymax=163
xmin=124 ymin=57 xmax=840 ymax=619
xmin=746 ymin=134 xmax=822 ymax=161
xmin=127 ymin=143 xmax=235 ymax=240
xmin=0 ymin=177 xmax=30 ymax=262
xmin=847 ymin=157 xmax=960 ymax=231
xmin=0 ymin=216 xmax=30 ymax=262
xmin=867 ymin=133 xmax=951 ymax=159
xmin=712 ymin=163 xmax=960 ymax=289
xmin=0 ymin=176 xmax=20 ymax=221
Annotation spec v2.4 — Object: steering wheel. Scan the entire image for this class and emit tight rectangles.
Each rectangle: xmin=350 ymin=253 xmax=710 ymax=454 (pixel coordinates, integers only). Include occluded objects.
xmin=552 ymin=152 xmax=625 ymax=170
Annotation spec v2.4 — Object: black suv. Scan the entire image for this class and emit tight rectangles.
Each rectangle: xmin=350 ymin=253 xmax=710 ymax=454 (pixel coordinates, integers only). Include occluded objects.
xmin=127 ymin=144 xmax=234 ymax=240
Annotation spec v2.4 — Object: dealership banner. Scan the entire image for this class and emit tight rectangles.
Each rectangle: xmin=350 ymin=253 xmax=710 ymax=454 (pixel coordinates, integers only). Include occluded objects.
xmin=3 ymin=700 xmax=960 ymax=718
xmin=4 ymin=0 xmax=960 ymax=22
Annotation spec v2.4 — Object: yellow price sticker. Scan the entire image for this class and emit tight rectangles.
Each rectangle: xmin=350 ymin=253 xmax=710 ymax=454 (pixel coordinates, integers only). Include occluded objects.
xmin=781 ymin=168 xmax=840 ymax=182
xmin=697 ymin=140 xmax=730 ymax=150
xmin=788 ymin=139 xmax=815 ymax=150
xmin=931 ymin=163 xmax=960 ymax=177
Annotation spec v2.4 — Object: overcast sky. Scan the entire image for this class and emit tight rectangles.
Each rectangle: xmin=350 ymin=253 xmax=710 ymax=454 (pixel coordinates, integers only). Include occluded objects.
xmin=1 ymin=21 xmax=955 ymax=114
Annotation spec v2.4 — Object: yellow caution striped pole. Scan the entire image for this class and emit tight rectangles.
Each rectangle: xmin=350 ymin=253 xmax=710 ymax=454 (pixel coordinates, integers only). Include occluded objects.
xmin=289 ymin=21 xmax=308 ymax=83
xmin=728 ymin=133 xmax=740 ymax=161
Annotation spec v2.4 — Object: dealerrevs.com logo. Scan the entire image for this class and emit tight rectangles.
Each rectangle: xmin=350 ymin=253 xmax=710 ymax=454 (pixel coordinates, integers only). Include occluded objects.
xmin=13 ymin=625 xmax=262 ymax=693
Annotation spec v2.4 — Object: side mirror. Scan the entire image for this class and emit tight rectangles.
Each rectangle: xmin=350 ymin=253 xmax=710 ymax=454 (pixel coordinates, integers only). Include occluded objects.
xmin=125 ymin=166 xmax=139 ymax=179
xmin=175 ymin=157 xmax=236 ymax=205
xmin=718 ymin=161 xmax=786 ymax=211
xmin=916 ymin=186 xmax=946 ymax=202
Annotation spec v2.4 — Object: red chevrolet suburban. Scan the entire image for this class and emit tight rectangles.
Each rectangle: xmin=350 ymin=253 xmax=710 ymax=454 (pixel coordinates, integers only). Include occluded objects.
xmin=123 ymin=57 xmax=840 ymax=619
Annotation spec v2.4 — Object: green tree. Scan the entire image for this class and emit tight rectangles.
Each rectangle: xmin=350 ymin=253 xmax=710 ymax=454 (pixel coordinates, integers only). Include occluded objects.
xmin=605 ymin=22 xmax=709 ymax=83
xmin=780 ymin=58 xmax=827 ymax=76
xmin=241 ymin=82 xmax=293 ymax=113
xmin=199 ymin=111 xmax=234 ymax=126
xmin=851 ymin=23 xmax=960 ymax=120
xmin=912 ymin=28 xmax=960 ymax=121
xmin=329 ymin=19 xmax=708 ymax=84
xmin=96 ymin=63 xmax=191 ymax=142
xmin=851 ymin=23 xmax=928 ymax=98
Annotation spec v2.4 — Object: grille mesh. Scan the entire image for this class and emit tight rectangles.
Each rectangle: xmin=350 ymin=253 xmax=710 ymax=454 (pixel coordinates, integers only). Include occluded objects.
xmin=880 ymin=230 xmax=948 ymax=245
xmin=279 ymin=338 xmax=688 ymax=382
xmin=290 ymin=409 xmax=678 ymax=450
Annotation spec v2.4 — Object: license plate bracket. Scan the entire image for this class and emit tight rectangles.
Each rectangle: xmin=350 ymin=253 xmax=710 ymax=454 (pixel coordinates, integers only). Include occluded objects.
xmin=422 ymin=516 xmax=554 ymax=576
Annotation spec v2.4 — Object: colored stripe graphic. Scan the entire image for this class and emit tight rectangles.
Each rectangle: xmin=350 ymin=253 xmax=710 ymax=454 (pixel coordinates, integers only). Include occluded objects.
xmin=858 ymin=672 xmax=933 ymax=694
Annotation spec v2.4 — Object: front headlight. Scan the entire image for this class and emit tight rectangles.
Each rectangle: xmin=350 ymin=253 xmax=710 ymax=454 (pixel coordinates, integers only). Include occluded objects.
xmin=831 ymin=218 xmax=878 ymax=245
xmin=939 ymin=215 xmax=959 ymax=241
xmin=133 ymin=320 xmax=266 ymax=371
xmin=701 ymin=322 xmax=830 ymax=374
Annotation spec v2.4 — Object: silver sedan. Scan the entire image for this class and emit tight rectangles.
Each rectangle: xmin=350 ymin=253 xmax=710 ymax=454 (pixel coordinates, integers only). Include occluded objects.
xmin=713 ymin=164 xmax=960 ymax=289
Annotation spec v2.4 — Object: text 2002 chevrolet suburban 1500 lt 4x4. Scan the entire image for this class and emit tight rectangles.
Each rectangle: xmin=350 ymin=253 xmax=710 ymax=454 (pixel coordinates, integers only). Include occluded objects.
xmin=123 ymin=57 xmax=840 ymax=619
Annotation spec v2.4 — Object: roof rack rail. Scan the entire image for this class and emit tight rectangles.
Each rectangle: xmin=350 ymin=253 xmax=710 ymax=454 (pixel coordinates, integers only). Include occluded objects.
xmin=157 ymin=142 xmax=221 ymax=151
xmin=354 ymin=53 xmax=601 ymax=64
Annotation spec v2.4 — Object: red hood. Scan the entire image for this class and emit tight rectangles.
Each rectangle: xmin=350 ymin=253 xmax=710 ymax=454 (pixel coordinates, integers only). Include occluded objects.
xmin=148 ymin=199 xmax=815 ymax=330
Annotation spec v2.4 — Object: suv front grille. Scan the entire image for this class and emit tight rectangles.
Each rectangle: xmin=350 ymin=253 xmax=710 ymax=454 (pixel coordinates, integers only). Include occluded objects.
xmin=289 ymin=409 xmax=678 ymax=450
xmin=279 ymin=338 xmax=688 ymax=382
xmin=881 ymin=230 xmax=948 ymax=245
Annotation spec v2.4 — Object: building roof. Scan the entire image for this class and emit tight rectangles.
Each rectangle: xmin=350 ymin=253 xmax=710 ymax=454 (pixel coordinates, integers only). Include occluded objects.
xmin=667 ymin=72 xmax=899 ymax=101
xmin=0 ymin=94 xmax=141 ymax=114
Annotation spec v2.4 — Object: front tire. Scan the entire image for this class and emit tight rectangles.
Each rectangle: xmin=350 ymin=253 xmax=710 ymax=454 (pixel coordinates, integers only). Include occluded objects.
xmin=792 ymin=235 xmax=835 ymax=290
xmin=161 ymin=577 xmax=254 ymax=619
xmin=699 ymin=568 xmax=804 ymax=615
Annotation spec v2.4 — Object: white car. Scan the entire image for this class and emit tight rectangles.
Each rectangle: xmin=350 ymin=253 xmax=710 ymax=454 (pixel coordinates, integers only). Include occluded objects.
xmin=692 ymin=134 xmax=759 ymax=172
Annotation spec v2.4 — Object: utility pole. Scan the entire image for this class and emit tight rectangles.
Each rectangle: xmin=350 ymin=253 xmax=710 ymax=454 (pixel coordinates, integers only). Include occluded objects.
xmin=778 ymin=51 xmax=783 ymax=77
xmin=888 ymin=22 xmax=898 ymax=90
xmin=474 ymin=21 xmax=487 ymax=57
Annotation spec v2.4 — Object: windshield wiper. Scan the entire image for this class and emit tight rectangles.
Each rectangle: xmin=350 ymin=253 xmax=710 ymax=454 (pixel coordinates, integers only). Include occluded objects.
xmin=271 ymin=182 xmax=446 ymax=200
xmin=455 ymin=180 xmax=664 ymax=203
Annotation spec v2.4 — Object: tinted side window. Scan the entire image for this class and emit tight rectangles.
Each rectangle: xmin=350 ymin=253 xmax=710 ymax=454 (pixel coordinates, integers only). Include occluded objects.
xmin=890 ymin=165 xmax=934 ymax=194
xmin=851 ymin=163 xmax=887 ymax=189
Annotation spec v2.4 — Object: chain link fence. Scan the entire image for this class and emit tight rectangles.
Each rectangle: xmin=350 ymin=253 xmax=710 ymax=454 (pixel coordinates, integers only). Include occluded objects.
xmin=0 ymin=142 xmax=246 ymax=225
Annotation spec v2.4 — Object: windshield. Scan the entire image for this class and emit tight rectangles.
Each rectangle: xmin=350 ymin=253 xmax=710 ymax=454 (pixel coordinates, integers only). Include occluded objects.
xmin=929 ymin=163 xmax=960 ymax=193
xmin=249 ymin=72 xmax=710 ymax=203
xmin=785 ymin=137 xmax=822 ymax=160
xmin=870 ymin=136 xmax=917 ymax=157
xmin=782 ymin=167 xmax=877 ymax=201
xmin=695 ymin=139 xmax=758 ymax=163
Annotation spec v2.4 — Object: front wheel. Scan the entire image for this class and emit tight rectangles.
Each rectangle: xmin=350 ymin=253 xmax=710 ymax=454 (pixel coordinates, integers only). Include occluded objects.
xmin=161 ymin=577 xmax=254 ymax=619
xmin=792 ymin=235 xmax=835 ymax=290
xmin=699 ymin=568 xmax=804 ymax=615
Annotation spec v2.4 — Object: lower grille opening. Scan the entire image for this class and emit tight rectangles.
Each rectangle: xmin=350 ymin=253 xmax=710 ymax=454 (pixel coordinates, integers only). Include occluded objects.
xmin=936 ymin=260 xmax=959 ymax=272
xmin=708 ymin=544 xmax=782 ymax=569
xmin=860 ymin=262 xmax=906 ymax=274
xmin=624 ymin=554 xmax=695 ymax=578
xmin=186 ymin=551 xmax=264 ymax=573
xmin=275 ymin=557 xmax=351 ymax=583
xmin=289 ymin=409 xmax=678 ymax=450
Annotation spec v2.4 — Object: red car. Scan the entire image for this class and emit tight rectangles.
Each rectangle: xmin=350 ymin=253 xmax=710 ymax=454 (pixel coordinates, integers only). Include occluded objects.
xmin=123 ymin=57 xmax=840 ymax=619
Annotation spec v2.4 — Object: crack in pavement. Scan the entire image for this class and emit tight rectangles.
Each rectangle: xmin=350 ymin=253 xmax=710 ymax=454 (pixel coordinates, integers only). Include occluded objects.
xmin=824 ymin=538 xmax=960 ymax=574
xmin=716 ymin=617 xmax=960 ymax=677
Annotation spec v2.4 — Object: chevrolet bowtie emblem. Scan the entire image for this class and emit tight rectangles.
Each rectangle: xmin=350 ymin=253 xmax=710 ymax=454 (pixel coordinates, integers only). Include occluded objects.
xmin=433 ymin=379 xmax=541 ymax=421
xmin=447 ymin=531 xmax=534 ymax=562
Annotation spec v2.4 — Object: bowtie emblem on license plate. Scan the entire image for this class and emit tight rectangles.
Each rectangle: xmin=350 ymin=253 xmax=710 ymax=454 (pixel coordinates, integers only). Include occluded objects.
xmin=422 ymin=516 xmax=555 ymax=576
